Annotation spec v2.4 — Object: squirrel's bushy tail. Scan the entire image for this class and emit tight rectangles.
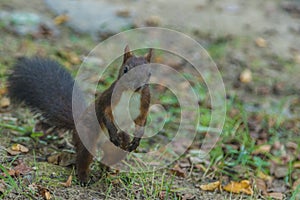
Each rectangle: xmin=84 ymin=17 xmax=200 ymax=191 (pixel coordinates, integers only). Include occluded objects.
xmin=7 ymin=57 xmax=86 ymax=129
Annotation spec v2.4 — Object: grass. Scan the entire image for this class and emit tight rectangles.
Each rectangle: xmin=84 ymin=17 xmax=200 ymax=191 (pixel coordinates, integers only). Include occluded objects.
xmin=0 ymin=20 xmax=299 ymax=199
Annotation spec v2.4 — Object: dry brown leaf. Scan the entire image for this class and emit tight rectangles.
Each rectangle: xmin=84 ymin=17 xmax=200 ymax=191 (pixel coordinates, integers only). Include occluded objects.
xmin=0 ymin=87 xmax=7 ymax=96
xmin=145 ymin=15 xmax=161 ymax=26
xmin=274 ymin=166 xmax=288 ymax=178
xmin=252 ymin=144 xmax=271 ymax=155
xmin=61 ymin=175 xmax=72 ymax=187
xmin=223 ymin=180 xmax=253 ymax=195
xmin=293 ymin=179 xmax=300 ymax=191
xmin=240 ymin=69 xmax=252 ymax=83
xmin=286 ymin=142 xmax=298 ymax=150
xmin=195 ymin=164 xmax=206 ymax=172
xmin=255 ymin=37 xmax=267 ymax=48
xmin=11 ymin=144 xmax=29 ymax=153
xmin=170 ymin=164 xmax=186 ymax=178
xmin=116 ymin=9 xmax=131 ymax=18
xmin=182 ymin=193 xmax=195 ymax=200
xmin=267 ymin=192 xmax=284 ymax=200
xmin=255 ymin=178 xmax=267 ymax=194
xmin=6 ymin=148 xmax=21 ymax=156
xmin=47 ymin=152 xmax=76 ymax=167
xmin=14 ymin=160 xmax=32 ymax=175
xmin=199 ymin=181 xmax=221 ymax=191
xmin=47 ymin=154 xmax=60 ymax=165
xmin=54 ymin=14 xmax=69 ymax=25
xmin=8 ymin=169 xmax=16 ymax=176
xmin=294 ymin=162 xmax=300 ymax=169
xmin=38 ymin=186 xmax=51 ymax=200
xmin=0 ymin=97 xmax=10 ymax=108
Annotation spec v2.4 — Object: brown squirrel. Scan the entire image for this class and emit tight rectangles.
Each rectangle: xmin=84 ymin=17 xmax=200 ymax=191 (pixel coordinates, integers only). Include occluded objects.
xmin=7 ymin=45 xmax=152 ymax=184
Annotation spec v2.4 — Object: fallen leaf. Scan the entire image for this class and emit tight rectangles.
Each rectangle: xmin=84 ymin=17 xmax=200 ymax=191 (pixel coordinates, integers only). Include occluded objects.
xmin=47 ymin=154 xmax=60 ymax=165
xmin=195 ymin=164 xmax=206 ymax=172
xmin=11 ymin=144 xmax=29 ymax=153
xmin=255 ymin=37 xmax=267 ymax=48
xmin=54 ymin=14 xmax=69 ymax=25
xmin=252 ymin=144 xmax=271 ymax=155
xmin=6 ymin=148 xmax=21 ymax=156
xmin=116 ymin=9 xmax=131 ymax=17
xmin=47 ymin=152 xmax=76 ymax=167
xmin=293 ymin=161 xmax=300 ymax=169
xmin=293 ymin=179 xmax=300 ymax=190
xmin=38 ymin=186 xmax=51 ymax=200
xmin=182 ymin=193 xmax=195 ymax=200
xmin=0 ymin=97 xmax=10 ymax=108
xmin=0 ymin=87 xmax=7 ymax=96
xmin=199 ymin=181 xmax=221 ymax=191
xmin=61 ymin=175 xmax=72 ymax=187
xmin=170 ymin=164 xmax=186 ymax=178
xmin=145 ymin=15 xmax=161 ymax=26
xmin=179 ymin=162 xmax=190 ymax=168
xmin=274 ymin=166 xmax=288 ymax=178
xmin=223 ymin=180 xmax=253 ymax=195
xmin=267 ymin=192 xmax=284 ymax=200
xmin=286 ymin=142 xmax=298 ymax=150
xmin=14 ymin=160 xmax=32 ymax=175
xmin=8 ymin=169 xmax=17 ymax=176
xmin=255 ymin=178 xmax=267 ymax=194
xmin=239 ymin=69 xmax=252 ymax=83
xmin=257 ymin=171 xmax=273 ymax=182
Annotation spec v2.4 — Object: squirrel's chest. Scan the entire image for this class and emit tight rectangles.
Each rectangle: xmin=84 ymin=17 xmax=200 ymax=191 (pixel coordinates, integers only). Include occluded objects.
xmin=112 ymin=91 xmax=141 ymax=130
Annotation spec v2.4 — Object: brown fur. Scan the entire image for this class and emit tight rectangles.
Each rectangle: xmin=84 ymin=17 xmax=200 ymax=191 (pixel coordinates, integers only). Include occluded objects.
xmin=75 ymin=46 xmax=152 ymax=183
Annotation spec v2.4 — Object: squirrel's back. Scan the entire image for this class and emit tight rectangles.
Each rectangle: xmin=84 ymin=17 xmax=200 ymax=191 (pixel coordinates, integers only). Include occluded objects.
xmin=8 ymin=57 xmax=86 ymax=129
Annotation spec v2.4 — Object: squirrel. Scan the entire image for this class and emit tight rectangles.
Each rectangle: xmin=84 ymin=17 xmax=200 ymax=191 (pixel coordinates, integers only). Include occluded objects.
xmin=7 ymin=45 xmax=153 ymax=184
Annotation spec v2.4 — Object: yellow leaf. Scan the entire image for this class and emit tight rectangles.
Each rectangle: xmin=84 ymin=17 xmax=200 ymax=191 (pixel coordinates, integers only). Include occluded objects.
xmin=54 ymin=14 xmax=69 ymax=25
xmin=11 ymin=144 xmax=29 ymax=153
xmin=239 ymin=69 xmax=252 ymax=83
xmin=44 ymin=191 xmax=51 ymax=200
xmin=257 ymin=171 xmax=272 ymax=182
xmin=252 ymin=144 xmax=271 ymax=155
xmin=0 ymin=97 xmax=10 ymax=108
xmin=255 ymin=37 xmax=267 ymax=48
xmin=223 ymin=180 xmax=253 ymax=195
xmin=0 ymin=87 xmax=7 ymax=96
xmin=199 ymin=181 xmax=221 ymax=191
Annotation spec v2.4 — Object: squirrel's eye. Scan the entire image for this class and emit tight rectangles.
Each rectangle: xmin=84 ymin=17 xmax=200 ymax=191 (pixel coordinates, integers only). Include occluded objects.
xmin=124 ymin=67 xmax=128 ymax=73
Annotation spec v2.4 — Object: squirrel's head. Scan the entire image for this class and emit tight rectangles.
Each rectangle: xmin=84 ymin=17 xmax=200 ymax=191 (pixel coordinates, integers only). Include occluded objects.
xmin=117 ymin=45 xmax=152 ymax=91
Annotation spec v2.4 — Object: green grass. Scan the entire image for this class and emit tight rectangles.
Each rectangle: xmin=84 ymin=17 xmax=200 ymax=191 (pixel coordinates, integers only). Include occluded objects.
xmin=0 ymin=21 xmax=299 ymax=199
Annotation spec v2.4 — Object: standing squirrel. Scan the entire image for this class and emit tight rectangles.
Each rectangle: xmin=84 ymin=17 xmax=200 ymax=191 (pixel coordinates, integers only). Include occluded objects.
xmin=7 ymin=45 xmax=152 ymax=184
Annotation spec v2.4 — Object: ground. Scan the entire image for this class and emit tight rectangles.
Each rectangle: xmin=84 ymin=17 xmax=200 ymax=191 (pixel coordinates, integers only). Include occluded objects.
xmin=0 ymin=0 xmax=300 ymax=199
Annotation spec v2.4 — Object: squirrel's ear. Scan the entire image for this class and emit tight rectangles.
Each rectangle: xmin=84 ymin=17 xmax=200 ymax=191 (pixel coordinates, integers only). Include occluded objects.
xmin=123 ymin=45 xmax=133 ymax=63
xmin=144 ymin=48 xmax=153 ymax=62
